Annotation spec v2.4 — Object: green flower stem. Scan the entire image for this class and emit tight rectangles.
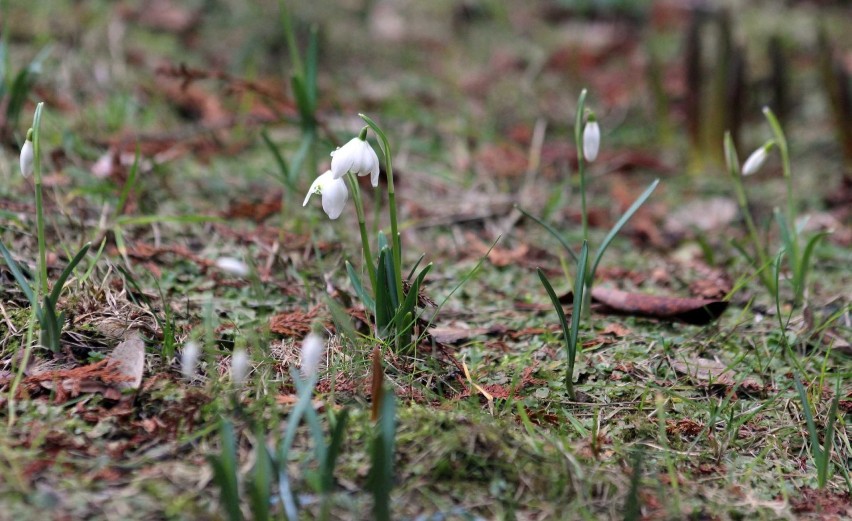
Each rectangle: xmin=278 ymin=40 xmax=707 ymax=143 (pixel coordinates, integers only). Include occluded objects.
xmin=359 ymin=114 xmax=404 ymax=300
xmin=763 ymin=108 xmax=799 ymax=263
xmin=32 ymin=103 xmax=48 ymax=296
xmin=725 ymin=133 xmax=776 ymax=295
xmin=575 ymin=89 xmax=589 ymax=246
xmin=345 ymin=173 xmax=377 ymax=292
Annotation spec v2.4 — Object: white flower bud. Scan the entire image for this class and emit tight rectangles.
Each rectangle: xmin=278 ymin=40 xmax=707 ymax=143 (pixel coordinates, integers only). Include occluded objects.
xmin=300 ymin=333 xmax=325 ymax=378
xmin=181 ymin=341 xmax=200 ymax=380
xmin=741 ymin=142 xmax=773 ymax=176
xmin=20 ymin=139 xmax=34 ymax=177
xmin=230 ymin=349 xmax=249 ymax=385
xmin=215 ymin=257 xmax=250 ymax=277
xmin=582 ymin=120 xmax=600 ymax=162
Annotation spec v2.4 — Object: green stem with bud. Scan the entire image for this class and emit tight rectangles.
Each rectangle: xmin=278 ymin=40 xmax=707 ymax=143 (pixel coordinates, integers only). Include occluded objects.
xmin=31 ymin=103 xmax=48 ymax=297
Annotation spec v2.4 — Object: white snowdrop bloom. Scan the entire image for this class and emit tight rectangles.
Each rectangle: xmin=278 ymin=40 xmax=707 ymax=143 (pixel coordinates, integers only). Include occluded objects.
xmin=582 ymin=120 xmax=600 ymax=162
xmin=20 ymin=136 xmax=34 ymax=177
xmin=330 ymin=135 xmax=381 ymax=187
xmin=742 ymin=142 xmax=774 ymax=176
xmin=303 ymin=170 xmax=349 ymax=219
xmin=181 ymin=341 xmax=200 ymax=380
xmin=300 ymin=333 xmax=325 ymax=378
xmin=215 ymin=257 xmax=250 ymax=277
xmin=231 ymin=349 xmax=249 ymax=386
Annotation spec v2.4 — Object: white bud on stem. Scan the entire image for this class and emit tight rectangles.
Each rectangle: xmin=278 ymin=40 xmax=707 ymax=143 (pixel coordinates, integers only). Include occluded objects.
xmin=230 ymin=349 xmax=249 ymax=386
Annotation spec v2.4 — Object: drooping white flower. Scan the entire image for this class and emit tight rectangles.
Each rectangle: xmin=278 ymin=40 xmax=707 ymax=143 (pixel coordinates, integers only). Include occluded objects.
xmin=181 ymin=341 xmax=200 ymax=380
xmin=231 ymin=349 xmax=249 ymax=385
xmin=303 ymin=170 xmax=349 ymax=219
xmin=20 ymin=132 xmax=34 ymax=177
xmin=582 ymin=119 xmax=600 ymax=162
xmin=330 ymin=133 xmax=381 ymax=187
xmin=300 ymin=332 xmax=325 ymax=378
xmin=215 ymin=257 xmax=250 ymax=277
xmin=742 ymin=141 xmax=774 ymax=176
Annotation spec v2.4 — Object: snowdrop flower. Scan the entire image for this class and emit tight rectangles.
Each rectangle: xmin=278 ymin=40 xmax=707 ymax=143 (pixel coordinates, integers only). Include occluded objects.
xmin=303 ymin=170 xmax=349 ymax=219
xmin=231 ymin=349 xmax=249 ymax=385
xmin=582 ymin=117 xmax=600 ymax=162
xmin=215 ymin=257 xmax=250 ymax=277
xmin=300 ymin=332 xmax=325 ymax=379
xmin=20 ymin=129 xmax=34 ymax=177
xmin=181 ymin=341 xmax=200 ymax=380
xmin=330 ymin=128 xmax=381 ymax=187
xmin=742 ymin=141 xmax=775 ymax=176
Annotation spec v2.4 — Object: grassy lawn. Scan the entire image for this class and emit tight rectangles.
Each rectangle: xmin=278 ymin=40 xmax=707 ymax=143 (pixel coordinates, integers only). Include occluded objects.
xmin=0 ymin=1 xmax=850 ymax=520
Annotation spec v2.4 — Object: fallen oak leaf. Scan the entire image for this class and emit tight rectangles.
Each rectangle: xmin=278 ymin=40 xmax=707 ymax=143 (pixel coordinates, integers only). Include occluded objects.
xmin=108 ymin=331 xmax=146 ymax=391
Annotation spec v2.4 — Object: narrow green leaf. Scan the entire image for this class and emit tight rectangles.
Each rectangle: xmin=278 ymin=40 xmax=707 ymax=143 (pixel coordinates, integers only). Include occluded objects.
xmin=305 ymin=25 xmax=318 ymax=109
xmin=346 ymin=260 xmax=376 ymax=313
xmin=208 ymin=420 xmax=242 ymax=521
xmin=321 ymin=408 xmax=350 ymax=493
xmin=50 ymin=242 xmax=91 ymax=305
xmin=248 ymin=427 xmax=272 ymax=521
xmin=590 ymin=179 xmax=659 ymax=282
xmin=797 ymin=231 xmax=829 ymax=303
xmin=260 ymin=129 xmax=290 ymax=188
xmin=515 ymin=205 xmax=577 ymax=262
xmin=0 ymin=239 xmax=37 ymax=307
xmin=568 ymin=242 xmax=589 ymax=384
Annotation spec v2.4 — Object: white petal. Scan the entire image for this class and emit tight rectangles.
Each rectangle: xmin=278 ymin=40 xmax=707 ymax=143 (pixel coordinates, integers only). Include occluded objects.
xmin=300 ymin=333 xmax=326 ymax=378
xmin=742 ymin=147 xmax=768 ymax=176
xmin=321 ymin=177 xmax=349 ymax=219
xmin=330 ymin=137 xmax=361 ymax=179
xmin=20 ymin=140 xmax=33 ymax=177
xmin=231 ymin=349 xmax=249 ymax=385
xmin=215 ymin=257 xmax=250 ymax=277
xmin=181 ymin=341 xmax=200 ymax=380
xmin=303 ymin=172 xmax=328 ymax=206
xmin=583 ymin=122 xmax=600 ymax=162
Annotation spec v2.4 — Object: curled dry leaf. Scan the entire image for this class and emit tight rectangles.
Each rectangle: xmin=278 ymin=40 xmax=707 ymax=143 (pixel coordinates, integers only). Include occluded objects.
xmin=670 ymin=358 xmax=766 ymax=395
xmin=578 ymin=287 xmax=728 ymax=325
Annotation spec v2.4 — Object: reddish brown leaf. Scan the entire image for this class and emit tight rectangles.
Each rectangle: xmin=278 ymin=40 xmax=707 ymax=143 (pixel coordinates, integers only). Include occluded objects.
xmin=590 ymin=287 xmax=728 ymax=325
xmin=268 ymin=307 xmax=322 ymax=338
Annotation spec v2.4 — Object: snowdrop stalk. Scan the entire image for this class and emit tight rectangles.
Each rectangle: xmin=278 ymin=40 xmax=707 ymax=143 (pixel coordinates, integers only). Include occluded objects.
xmin=575 ymin=89 xmax=590 ymax=245
xmin=359 ymin=114 xmax=404 ymax=300
xmin=723 ymin=131 xmax=776 ymax=295
xmin=342 ymin=128 xmax=377 ymax=292
xmin=30 ymin=103 xmax=48 ymax=296
xmin=763 ymin=107 xmax=798 ymax=260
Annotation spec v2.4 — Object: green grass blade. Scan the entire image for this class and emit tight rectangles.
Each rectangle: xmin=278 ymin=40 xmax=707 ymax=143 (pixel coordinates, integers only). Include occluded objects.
xmin=248 ymin=427 xmax=272 ymax=521
xmin=208 ymin=420 xmax=242 ymax=521
xmin=0 ymin=239 xmax=37 ymax=307
xmin=797 ymin=231 xmax=829 ymax=303
xmin=794 ymin=376 xmax=822 ymax=463
xmin=305 ymin=24 xmax=318 ymax=109
xmin=515 ymin=204 xmax=578 ymax=262
xmin=49 ymin=242 xmax=91 ymax=305
xmin=590 ymin=179 xmax=659 ymax=282
xmin=346 ymin=260 xmax=376 ymax=313
xmin=115 ymin=214 xmax=223 ymax=226
xmin=321 ymin=408 xmax=350 ymax=493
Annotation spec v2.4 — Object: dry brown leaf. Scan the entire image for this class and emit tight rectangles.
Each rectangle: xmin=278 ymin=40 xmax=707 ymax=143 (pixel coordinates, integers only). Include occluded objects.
xmin=589 ymin=287 xmax=728 ymax=325
xmin=108 ymin=331 xmax=146 ymax=391
xmin=670 ymin=358 xmax=765 ymax=395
